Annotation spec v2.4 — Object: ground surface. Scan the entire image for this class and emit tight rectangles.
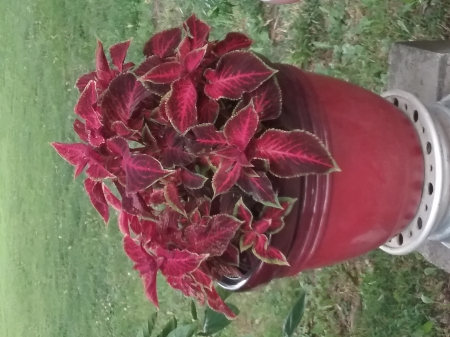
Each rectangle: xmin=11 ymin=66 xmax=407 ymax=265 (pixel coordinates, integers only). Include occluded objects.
xmin=0 ymin=0 xmax=449 ymax=336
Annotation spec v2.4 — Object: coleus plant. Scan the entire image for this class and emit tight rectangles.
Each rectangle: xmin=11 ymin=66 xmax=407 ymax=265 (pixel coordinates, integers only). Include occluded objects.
xmin=52 ymin=14 xmax=338 ymax=318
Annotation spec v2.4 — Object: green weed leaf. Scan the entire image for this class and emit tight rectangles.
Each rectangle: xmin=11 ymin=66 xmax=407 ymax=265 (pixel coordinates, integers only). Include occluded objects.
xmin=283 ymin=291 xmax=306 ymax=337
xmin=167 ymin=324 xmax=198 ymax=337
xmin=145 ymin=312 xmax=158 ymax=337
xmin=157 ymin=317 xmax=177 ymax=337
xmin=200 ymin=303 xmax=239 ymax=336
xmin=191 ymin=300 xmax=198 ymax=321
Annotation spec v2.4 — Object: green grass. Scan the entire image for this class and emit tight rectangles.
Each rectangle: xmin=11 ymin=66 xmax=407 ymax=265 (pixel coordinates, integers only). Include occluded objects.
xmin=0 ymin=0 xmax=449 ymax=336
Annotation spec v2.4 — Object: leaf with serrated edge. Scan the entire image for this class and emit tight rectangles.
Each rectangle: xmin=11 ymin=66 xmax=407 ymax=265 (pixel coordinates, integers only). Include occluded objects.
xmin=74 ymin=81 xmax=101 ymax=128
xmin=183 ymin=14 xmax=210 ymax=50
xmin=252 ymin=234 xmax=289 ymax=266
xmin=96 ymin=40 xmax=111 ymax=81
xmin=166 ymin=78 xmax=198 ymax=135
xmin=109 ymin=39 xmax=132 ymax=72
xmin=240 ymin=232 xmax=256 ymax=251
xmin=180 ymin=167 xmax=208 ymax=189
xmin=84 ymin=178 xmax=109 ymax=223
xmin=144 ymin=28 xmax=182 ymax=58
xmin=197 ymin=95 xmax=219 ymax=124
xmin=233 ymin=198 xmax=253 ymax=229
xmin=212 ymin=160 xmax=242 ymax=196
xmin=184 ymin=46 xmax=207 ymax=73
xmin=213 ymin=32 xmax=252 ymax=56
xmin=123 ymin=153 xmax=172 ymax=193
xmin=191 ymin=124 xmax=227 ymax=147
xmin=204 ymin=287 xmax=237 ymax=319
xmin=255 ymin=130 xmax=339 ymax=178
xmin=184 ymin=214 xmax=242 ymax=256
xmin=242 ymin=76 xmax=282 ymax=121
xmin=204 ymin=51 xmax=276 ymax=100
xmin=102 ymin=183 xmax=121 ymax=211
xmin=158 ymin=248 xmax=208 ymax=277
xmin=224 ymin=101 xmax=259 ymax=152
xmin=164 ymin=183 xmax=186 ymax=216
xmin=140 ymin=62 xmax=182 ymax=84
xmin=237 ymin=170 xmax=281 ymax=208
xmin=134 ymin=55 xmax=162 ymax=77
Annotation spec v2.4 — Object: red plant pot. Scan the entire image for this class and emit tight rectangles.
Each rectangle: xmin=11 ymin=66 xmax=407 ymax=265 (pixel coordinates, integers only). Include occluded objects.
xmin=220 ymin=64 xmax=424 ymax=291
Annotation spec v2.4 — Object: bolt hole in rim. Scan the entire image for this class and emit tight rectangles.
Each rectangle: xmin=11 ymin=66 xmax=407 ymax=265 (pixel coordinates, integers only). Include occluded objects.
xmin=380 ymin=90 xmax=443 ymax=255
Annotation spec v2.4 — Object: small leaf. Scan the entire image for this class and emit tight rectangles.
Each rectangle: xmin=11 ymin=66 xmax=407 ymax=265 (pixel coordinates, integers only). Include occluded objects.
xmin=183 ymin=14 xmax=210 ymax=49
xmin=197 ymin=95 xmax=219 ymax=124
xmin=283 ymin=291 xmax=306 ymax=337
xmin=167 ymin=324 xmax=198 ymax=337
xmin=167 ymin=78 xmax=198 ymax=135
xmin=190 ymin=301 xmax=198 ymax=321
xmin=212 ymin=160 xmax=242 ymax=196
xmin=233 ymin=198 xmax=253 ymax=229
xmin=422 ymin=321 xmax=434 ymax=333
xmin=180 ymin=168 xmax=208 ymax=189
xmin=204 ymin=51 xmax=276 ymax=100
xmin=237 ymin=170 xmax=280 ymax=208
xmin=420 ymin=294 xmax=434 ymax=304
xmin=156 ymin=317 xmax=178 ymax=337
xmin=201 ymin=302 xmax=239 ymax=335
xmin=424 ymin=267 xmax=436 ymax=276
xmin=84 ymin=178 xmax=109 ymax=223
xmin=191 ymin=124 xmax=227 ymax=147
xmin=144 ymin=28 xmax=182 ymax=58
xmin=96 ymin=40 xmax=111 ymax=82
xmin=184 ymin=47 xmax=207 ymax=73
xmin=241 ymin=76 xmax=282 ymax=121
xmin=213 ymin=32 xmax=252 ymax=56
xmin=164 ymin=183 xmax=186 ymax=216
xmin=109 ymin=39 xmax=132 ymax=72
xmin=159 ymin=248 xmax=208 ymax=278
xmin=140 ymin=62 xmax=183 ymax=84
xmin=255 ymin=130 xmax=338 ymax=178
xmin=253 ymin=234 xmax=289 ymax=265
xmin=224 ymin=101 xmax=259 ymax=152
xmin=135 ymin=55 xmax=162 ymax=77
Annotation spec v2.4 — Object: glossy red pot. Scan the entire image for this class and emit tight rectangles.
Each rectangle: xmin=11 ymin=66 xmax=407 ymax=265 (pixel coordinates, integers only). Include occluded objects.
xmin=220 ymin=64 xmax=424 ymax=291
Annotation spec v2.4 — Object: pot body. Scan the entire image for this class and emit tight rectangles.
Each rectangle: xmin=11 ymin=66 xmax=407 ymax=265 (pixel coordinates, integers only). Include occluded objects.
xmin=222 ymin=65 xmax=424 ymax=291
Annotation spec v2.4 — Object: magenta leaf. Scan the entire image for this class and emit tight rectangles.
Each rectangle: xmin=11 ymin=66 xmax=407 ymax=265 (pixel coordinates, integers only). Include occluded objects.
xmin=252 ymin=234 xmax=289 ymax=266
xmin=158 ymin=248 xmax=208 ymax=277
xmin=185 ymin=214 xmax=242 ymax=256
xmin=255 ymin=130 xmax=338 ymax=178
xmin=101 ymin=73 xmax=151 ymax=122
xmin=166 ymin=274 xmax=206 ymax=304
xmin=143 ymin=27 xmax=182 ymax=58
xmin=197 ymin=94 xmax=219 ymax=124
xmin=221 ymin=244 xmax=240 ymax=266
xmin=140 ymin=61 xmax=182 ymax=84
xmin=106 ymin=137 xmax=129 ymax=156
xmin=205 ymin=287 xmax=237 ymax=319
xmin=96 ymin=40 xmax=112 ymax=82
xmin=212 ymin=160 xmax=242 ymax=196
xmin=224 ymin=102 xmax=259 ymax=152
xmin=204 ymin=51 xmax=276 ymax=100
xmin=180 ymin=168 xmax=208 ymax=189
xmin=240 ymin=232 xmax=256 ymax=251
xmin=166 ymin=78 xmax=198 ymax=134
xmin=184 ymin=46 xmax=207 ymax=73
xmin=240 ymin=77 xmax=282 ymax=121
xmin=143 ymin=269 xmax=159 ymax=307
xmin=192 ymin=269 xmax=213 ymax=289
xmin=198 ymin=198 xmax=211 ymax=216
xmin=118 ymin=211 xmax=131 ymax=235
xmin=191 ymin=124 xmax=227 ymax=147
xmin=237 ymin=170 xmax=280 ymax=208
xmin=234 ymin=198 xmax=253 ymax=229
xmin=183 ymin=14 xmax=210 ymax=50
xmin=76 ymin=71 xmax=97 ymax=93
xmin=213 ymin=32 xmax=252 ymax=56
xmin=74 ymin=81 xmax=101 ymax=128
xmin=164 ymin=183 xmax=186 ymax=216
xmin=84 ymin=178 xmax=109 ymax=223
xmin=109 ymin=39 xmax=132 ymax=72
xmin=160 ymin=129 xmax=195 ymax=168
xmin=102 ymin=183 xmax=122 ymax=211
xmin=123 ymin=153 xmax=173 ymax=193
xmin=262 ymin=197 xmax=297 ymax=234
xmin=253 ymin=218 xmax=272 ymax=234
xmin=177 ymin=37 xmax=192 ymax=62
xmin=134 ymin=55 xmax=162 ymax=77
xmin=51 ymin=142 xmax=90 ymax=168
xmin=73 ymin=120 xmax=89 ymax=142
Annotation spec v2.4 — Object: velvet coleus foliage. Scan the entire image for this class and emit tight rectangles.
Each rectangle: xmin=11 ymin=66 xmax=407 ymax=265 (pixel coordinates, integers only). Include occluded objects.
xmin=52 ymin=14 xmax=338 ymax=318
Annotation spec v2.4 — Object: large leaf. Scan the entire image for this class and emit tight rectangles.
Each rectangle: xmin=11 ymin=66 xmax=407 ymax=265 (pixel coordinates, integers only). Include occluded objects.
xmin=213 ymin=32 xmax=252 ymax=56
xmin=191 ymin=124 xmax=227 ymax=147
xmin=255 ymin=130 xmax=338 ymax=177
xmin=183 ymin=14 xmax=210 ymax=50
xmin=212 ymin=160 xmax=242 ymax=196
xmin=224 ymin=102 xmax=258 ymax=152
xmin=101 ymin=73 xmax=151 ymax=122
xmin=109 ymin=39 xmax=132 ymax=72
xmin=167 ymin=324 xmax=198 ymax=337
xmin=159 ymin=248 xmax=208 ymax=278
xmin=283 ymin=291 xmax=307 ymax=337
xmin=252 ymin=234 xmax=289 ymax=266
xmin=51 ymin=142 xmax=91 ymax=169
xmin=237 ymin=170 xmax=280 ymax=208
xmin=204 ymin=51 xmax=276 ymax=100
xmin=144 ymin=28 xmax=182 ymax=58
xmin=123 ymin=153 xmax=172 ymax=193
xmin=84 ymin=178 xmax=109 ymax=223
xmin=184 ymin=46 xmax=207 ymax=73
xmin=74 ymin=80 xmax=101 ymax=128
xmin=184 ymin=215 xmax=242 ymax=256
xmin=166 ymin=274 xmax=205 ymax=304
xmin=140 ymin=62 xmax=182 ymax=84
xmin=166 ymin=78 xmax=198 ymax=135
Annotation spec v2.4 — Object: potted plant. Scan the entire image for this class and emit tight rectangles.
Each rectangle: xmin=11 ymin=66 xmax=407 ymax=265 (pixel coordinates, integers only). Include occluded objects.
xmin=52 ymin=15 xmax=424 ymax=318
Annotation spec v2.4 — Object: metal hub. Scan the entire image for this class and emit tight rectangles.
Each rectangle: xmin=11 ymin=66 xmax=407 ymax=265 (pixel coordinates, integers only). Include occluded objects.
xmin=381 ymin=90 xmax=450 ymax=254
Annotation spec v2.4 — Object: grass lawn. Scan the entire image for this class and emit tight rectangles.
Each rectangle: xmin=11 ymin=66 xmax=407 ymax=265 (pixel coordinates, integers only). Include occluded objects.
xmin=0 ymin=0 xmax=449 ymax=336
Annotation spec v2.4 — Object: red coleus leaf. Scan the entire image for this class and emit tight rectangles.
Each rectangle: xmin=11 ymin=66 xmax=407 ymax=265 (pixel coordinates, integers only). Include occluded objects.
xmin=101 ymin=73 xmax=151 ymax=122
xmin=51 ymin=142 xmax=90 ymax=168
xmin=106 ymin=136 xmax=129 ymax=156
xmin=177 ymin=37 xmax=192 ymax=62
xmin=96 ymin=40 xmax=111 ymax=82
xmin=74 ymin=80 xmax=101 ymax=128
xmin=252 ymin=234 xmax=289 ymax=266
xmin=75 ymin=71 xmax=96 ymax=93
xmin=204 ymin=51 xmax=276 ymax=100
xmin=213 ymin=32 xmax=252 ymax=56
xmin=166 ymin=274 xmax=206 ymax=305
xmin=234 ymin=198 xmax=253 ymax=230
xmin=221 ymin=244 xmax=240 ymax=266
xmin=192 ymin=269 xmax=213 ymax=289
xmin=164 ymin=183 xmax=186 ymax=216
xmin=160 ymin=128 xmax=195 ymax=168
xmin=184 ymin=46 xmax=207 ymax=73
xmin=166 ymin=78 xmax=198 ymax=135
xmin=111 ymin=121 xmax=136 ymax=138
xmin=122 ymin=153 xmax=173 ymax=193
xmin=239 ymin=76 xmax=282 ymax=121
xmin=185 ymin=214 xmax=243 ymax=256
xmin=198 ymin=198 xmax=211 ymax=216
xmin=212 ymin=160 xmax=242 ymax=196
xmin=262 ymin=197 xmax=297 ymax=233
xmin=73 ymin=119 xmax=89 ymax=142
xmin=84 ymin=178 xmax=109 ymax=223
xmin=197 ymin=94 xmax=219 ymax=124
xmin=255 ymin=130 xmax=338 ymax=178
xmin=134 ymin=55 xmax=162 ymax=77
xmin=191 ymin=124 xmax=227 ymax=147
xmin=205 ymin=287 xmax=237 ymax=319
xmin=118 ymin=211 xmax=131 ymax=235
xmin=140 ymin=61 xmax=182 ymax=84
xmin=183 ymin=14 xmax=210 ymax=50
xmin=180 ymin=167 xmax=207 ymax=189
xmin=143 ymin=268 xmax=159 ymax=308
xmin=214 ymin=146 xmax=253 ymax=167
xmin=224 ymin=102 xmax=259 ymax=152
xmin=158 ymin=248 xmax=208 ymax=277
xmin=102 ymin=183 xmax=121 ymax=211
xmin=109 ymin=39 xmax=132 ymax=72
xmin=143 ymin=27 xmax=182 ymax=58
xmin=240 ymin=232 xmax=257 ymax=251
xmin=253 ymin=218 xmax=272 ymax=234
xmin=237 ymin=169 xmax=280 ymax=208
